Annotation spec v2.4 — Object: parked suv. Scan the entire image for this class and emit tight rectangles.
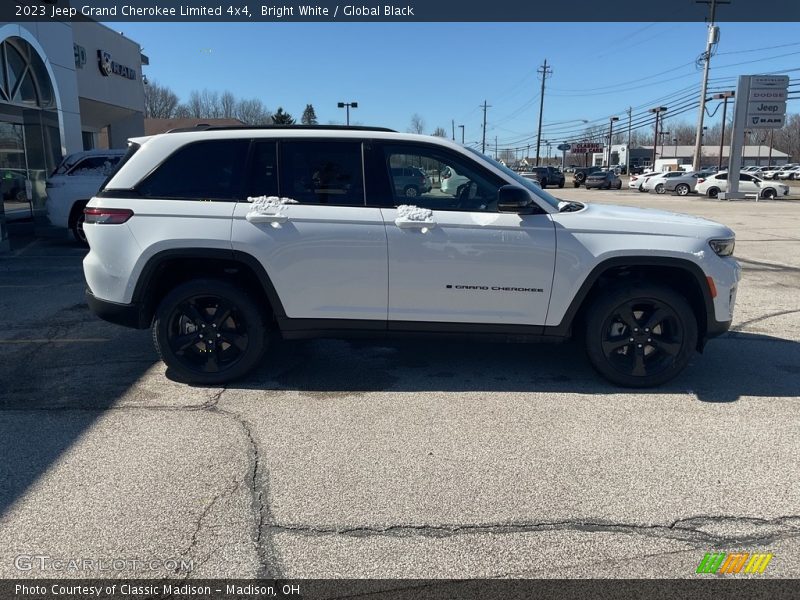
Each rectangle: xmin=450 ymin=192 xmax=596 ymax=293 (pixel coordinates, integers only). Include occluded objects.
xmin=391 ymin=166 xmax=432 ymax=198
xmin=528 ymin=166 xmax=565 ymax=188
xmin=84 ymin=126 xmax=739 ymax=387
xmin=46 ymin=149 xmax=126 ymax=245
xmin=572 ymin=166 xmax=603 ymax=187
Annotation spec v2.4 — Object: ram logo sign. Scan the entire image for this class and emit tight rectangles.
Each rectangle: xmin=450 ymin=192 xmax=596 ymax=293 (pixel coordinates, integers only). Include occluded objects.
xmin=696 ymin=552 xmax=773 ymax=574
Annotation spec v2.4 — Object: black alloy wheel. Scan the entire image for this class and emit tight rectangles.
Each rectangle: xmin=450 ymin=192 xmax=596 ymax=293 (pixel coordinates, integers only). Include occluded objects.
xmin=585 ymin=285 xmax=697 ymax=387
xmin=153 ymin=279 xmax=266 ymax=384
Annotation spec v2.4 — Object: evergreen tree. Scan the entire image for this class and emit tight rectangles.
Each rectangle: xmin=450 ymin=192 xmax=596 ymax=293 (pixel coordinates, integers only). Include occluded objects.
xmin=301 ymin=104 xmax=319 ymax=125
xmin=272 ymin=107 xmax=295 ymax=125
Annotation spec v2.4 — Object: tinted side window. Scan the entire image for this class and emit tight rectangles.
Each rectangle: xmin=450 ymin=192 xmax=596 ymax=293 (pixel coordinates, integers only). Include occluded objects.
xmin=138 ymin=140 xmax=249 ymax=200
xmin=247 ymin=141 xmax=279 ymax=198
xmin=381 ymin=144 xmax=504 ymax=212
xmin=280 ymin=141 xmax=364 ymax=205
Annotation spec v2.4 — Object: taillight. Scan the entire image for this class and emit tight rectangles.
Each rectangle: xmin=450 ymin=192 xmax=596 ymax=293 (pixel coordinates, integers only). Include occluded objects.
xmin=631 ymin=176 xmax=638 ymax=182
xmin=697 ymin=178 xmax=706 ymax=184
xmin=83 ymin=207 xmax=134 ymax=224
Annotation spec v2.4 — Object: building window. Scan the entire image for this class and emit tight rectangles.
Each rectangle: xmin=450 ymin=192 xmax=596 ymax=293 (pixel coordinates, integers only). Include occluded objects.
xmin=0 ymin=38 xmax=56 ymax=109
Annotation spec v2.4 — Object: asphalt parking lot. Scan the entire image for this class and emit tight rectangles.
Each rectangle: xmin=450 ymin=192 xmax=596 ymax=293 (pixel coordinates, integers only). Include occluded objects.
xmin=0 ymin=188 xmax=799 ymax=580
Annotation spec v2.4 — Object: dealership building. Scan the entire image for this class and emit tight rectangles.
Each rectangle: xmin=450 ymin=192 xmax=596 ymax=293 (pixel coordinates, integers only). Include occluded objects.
xmin=0 ymin=20 xmax=146 ymax=251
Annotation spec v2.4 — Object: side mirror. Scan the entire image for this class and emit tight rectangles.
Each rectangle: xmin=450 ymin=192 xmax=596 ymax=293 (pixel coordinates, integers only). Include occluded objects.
xmin=497 ymin=185 xmax=536 ymax=214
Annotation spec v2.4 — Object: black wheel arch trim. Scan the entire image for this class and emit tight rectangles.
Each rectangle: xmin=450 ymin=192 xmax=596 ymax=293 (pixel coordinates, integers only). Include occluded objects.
xmin=546 ymin=256 xmax=721 ymax=342
xmin=130 ymin=247 xmax=288 ymax=323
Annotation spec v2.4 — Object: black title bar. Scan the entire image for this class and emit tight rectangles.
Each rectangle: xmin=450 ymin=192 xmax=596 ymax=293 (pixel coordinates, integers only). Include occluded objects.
xmin=5 ymin=0 xmax=800 ymax=22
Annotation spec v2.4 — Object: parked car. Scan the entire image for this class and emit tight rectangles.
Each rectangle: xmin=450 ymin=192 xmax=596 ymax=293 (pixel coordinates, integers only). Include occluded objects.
xmin=518 ymin=172 xmax=542 ymax=187
xmin=661 ymin=171 xmax=714 ymax=196
xmin=527 ymin=166 xmax=565 ymax=188
xmin=585 ymin=170 xmax=622 ymax=190
xmin=1 ymin=168 xmax=28 ymax=202
xmin=643 ymin=171 xmax=697 ymax=194
xmin=572 ymin=166 xmax=603 ymax=187
xmin=776 ymin=165 xmax=800 ymax=180
xmin=440 ymin=165 xmax=470 ymax=195
xmin=695 ymin=172 xmax=790 ymax=199
xmin=84 ymin=125 xmax=739 ymax=388
xmin=391 ymin=166 xmax=432 ymax=198
xmin=758 ymin=166 xmax=783 ymax=180
xmin=46 ymin=149 xmax=126 ymax=244
xmin=628 ymin=171 xmax=658 ymax=191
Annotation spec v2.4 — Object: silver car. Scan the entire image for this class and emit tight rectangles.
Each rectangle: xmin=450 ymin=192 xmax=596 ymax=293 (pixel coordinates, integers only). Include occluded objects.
xmin=661 ymin=171 xmax=715 ymax=196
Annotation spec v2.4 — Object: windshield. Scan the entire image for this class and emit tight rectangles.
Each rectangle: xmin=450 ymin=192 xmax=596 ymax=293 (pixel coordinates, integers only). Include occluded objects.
xmin=464 ymin=147 xmax=562 ymax=210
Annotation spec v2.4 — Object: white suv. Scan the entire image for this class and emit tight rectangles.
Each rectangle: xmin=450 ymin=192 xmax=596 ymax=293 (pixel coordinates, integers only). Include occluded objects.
xmin=83 ymin=126 xmax=740 ymax=387
xmin=46 ymin=149 xmax=126 ymax=245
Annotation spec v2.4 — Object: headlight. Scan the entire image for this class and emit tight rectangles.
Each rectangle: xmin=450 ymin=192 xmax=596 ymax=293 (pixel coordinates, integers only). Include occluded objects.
xmin=709 ymin=238 xmax=735 ymax=257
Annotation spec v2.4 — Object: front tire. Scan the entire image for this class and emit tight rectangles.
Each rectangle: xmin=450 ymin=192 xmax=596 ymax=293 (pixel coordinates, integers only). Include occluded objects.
xmin=584 ymin=284 xmax=698 ymax=388
xmin=761 ymin=188 xmax=777 ymax=199
xmin=153 ymin=279 xmax=267 ymax=384
xmin=655 ymin=183 xmax=666 ymax=194
xmin=403 ymin=185 xmax=419 ymax=198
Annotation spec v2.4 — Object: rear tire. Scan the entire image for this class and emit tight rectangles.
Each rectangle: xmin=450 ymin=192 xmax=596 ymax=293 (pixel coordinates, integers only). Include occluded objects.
xmin=706 ymin=187 xmax=720 ymax=199
xmin=69 ymin=202 xmax=89 ymax=247
xmin=675 ymin=183 xmax=690 ymax=196
xmin=558 ymin=180 xmax=565 ymax=188
xmin=153 ymin=279 xmax=267 ymax=384
xmin=403 ymin=185 xmax=419 ymax=198
xmin=585 ymin=283 xmax=698 ymax=388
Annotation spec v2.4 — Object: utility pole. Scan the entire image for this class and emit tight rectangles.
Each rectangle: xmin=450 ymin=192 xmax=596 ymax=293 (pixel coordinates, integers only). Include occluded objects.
xmin=535 ymin=59 xmax=552 ymax=166
xmin=650 ymin=107 xmax=667 ymax=168
xmin=626 ymin=106 xmax=632 ymax=176
xmin=713 ymin=91 xmax=734 ymax=170
xmin=458 ymin=124 xmax=464 ymax=144
xmin=692 ymin=0 xmax=727 ymax=171
xmin=495 ymin=136 xmax=498 ymax=160
xmin=451 ymin=119 xmax=455 ymax=140
xmin=768 ymin=128 xmax=774 ymax=165
xmin=481 ymin=100 xmax=490 ymax=153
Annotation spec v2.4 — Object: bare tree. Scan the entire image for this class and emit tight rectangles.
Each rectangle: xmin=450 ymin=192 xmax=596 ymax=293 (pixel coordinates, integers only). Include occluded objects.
xmin=408 ymin=114 xmax=425 ymax=134
xmin=143 ymin=80 xmax=179 ymax=118
xmin=431 ymin=126 xmax=447 ymax=137
xmin=173 ymin=104 xmax=192 ymax=118
xmin=220 ymin=91 xmax=237 ymax=119
xmin=187 ymin=89 xmax=222 ymax=118
xmin=235 ymin=98 xmax=272 ymax=125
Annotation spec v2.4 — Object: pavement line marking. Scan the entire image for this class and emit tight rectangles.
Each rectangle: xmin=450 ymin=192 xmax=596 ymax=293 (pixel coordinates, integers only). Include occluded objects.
xmin=0 ymin=338 xmax=110 ymax=344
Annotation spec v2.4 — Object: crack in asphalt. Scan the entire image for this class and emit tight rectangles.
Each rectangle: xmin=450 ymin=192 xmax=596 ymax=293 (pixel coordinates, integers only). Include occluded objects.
xmin=262 ymin=515 xmax=800 ymax=547
xmin=200 ymin=388 xmax=278 ymax=578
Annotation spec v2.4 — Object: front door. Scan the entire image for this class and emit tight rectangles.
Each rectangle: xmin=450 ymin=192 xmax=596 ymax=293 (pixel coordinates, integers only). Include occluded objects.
xmin=370 ymin=143 xmax=556 ymax=327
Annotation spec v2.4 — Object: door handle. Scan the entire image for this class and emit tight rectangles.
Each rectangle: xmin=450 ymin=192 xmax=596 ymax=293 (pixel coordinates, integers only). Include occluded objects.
xmin=247 ymin=213 xmax=289 ymax=224
xmin=394 ymin=218 xmax=436 ymax=230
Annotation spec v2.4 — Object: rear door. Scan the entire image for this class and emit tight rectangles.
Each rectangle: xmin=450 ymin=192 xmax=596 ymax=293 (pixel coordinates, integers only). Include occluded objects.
xmin=368 ymin=142 xmax=556 ymax=327
xmin=231 ymin=139 xmax=388 ymax=322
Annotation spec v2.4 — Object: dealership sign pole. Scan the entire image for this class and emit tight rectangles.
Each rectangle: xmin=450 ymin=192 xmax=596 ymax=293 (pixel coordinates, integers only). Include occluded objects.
xmin=720 ymin=74 xmax=788 ymax=200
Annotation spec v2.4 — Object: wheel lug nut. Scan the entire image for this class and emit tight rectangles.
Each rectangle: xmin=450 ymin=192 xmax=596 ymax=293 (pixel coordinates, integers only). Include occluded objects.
xmin=199 ymin=334 xmax=203 ymax=339
xmin=629 ymin=337 xmax=634 ymax=342
xmin=647 ymin=338 xmax=652 ymax=342
xmin=637 ymin=344 xmax=643 ymax=348
xmin=217 ymin=334 xmax=221 ymax=338
xmin=634 ymin=328 xmax=639 ymax=332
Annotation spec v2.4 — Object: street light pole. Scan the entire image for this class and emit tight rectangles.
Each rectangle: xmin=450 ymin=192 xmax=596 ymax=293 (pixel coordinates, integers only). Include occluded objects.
xmin=607 ymin=116 xmax=619 ymax=167
xmin=660 ymin=131 xmax=670 ymax=158
xmin=337 ymin=101 xmax=358 ymax=126
xmin=458 ymin=124 xmax=465 ymax=144
xmin=650 ymin=107 xmax=667 ymax=168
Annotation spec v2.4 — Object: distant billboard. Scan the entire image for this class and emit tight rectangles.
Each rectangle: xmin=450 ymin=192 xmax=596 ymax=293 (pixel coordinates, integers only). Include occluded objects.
xmin=572 ymin=142 xmax=603 ymax=154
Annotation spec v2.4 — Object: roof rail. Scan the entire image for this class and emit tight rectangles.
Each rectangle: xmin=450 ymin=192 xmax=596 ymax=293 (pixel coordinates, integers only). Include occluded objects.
xmin=165 ymin=124 xmax=397 ymax=134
